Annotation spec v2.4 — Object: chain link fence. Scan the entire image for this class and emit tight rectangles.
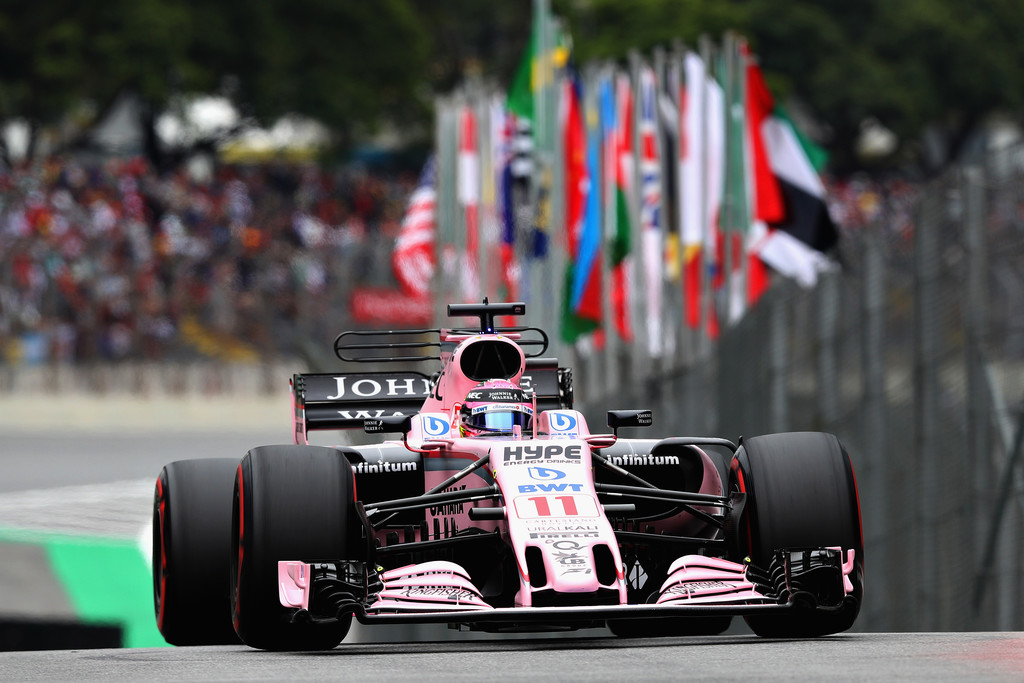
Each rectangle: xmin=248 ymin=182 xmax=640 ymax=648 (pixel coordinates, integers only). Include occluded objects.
xmin=576 ymin=150 xmax=1024 ymax=633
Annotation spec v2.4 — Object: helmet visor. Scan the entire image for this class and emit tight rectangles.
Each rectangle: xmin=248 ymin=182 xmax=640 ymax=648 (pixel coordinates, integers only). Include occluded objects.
xmin=466 ymin=403 xmax=533 ymax=433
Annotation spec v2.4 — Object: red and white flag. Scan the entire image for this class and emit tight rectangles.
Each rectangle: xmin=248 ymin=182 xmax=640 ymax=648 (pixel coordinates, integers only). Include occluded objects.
xmin=392 ymin=156 xmax=437 ymax=298
xmin=458 ymin=105 xmax=481 ymax=299
xmin=638 ymin=64 xmax=662 ymax=357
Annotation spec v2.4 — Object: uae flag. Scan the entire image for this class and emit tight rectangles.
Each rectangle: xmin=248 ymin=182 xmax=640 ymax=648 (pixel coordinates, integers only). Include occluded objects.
xmin=751 ymin=117 xmax=838 ymax=286
xmin=743 ymin=43 xmax=837 ymax=289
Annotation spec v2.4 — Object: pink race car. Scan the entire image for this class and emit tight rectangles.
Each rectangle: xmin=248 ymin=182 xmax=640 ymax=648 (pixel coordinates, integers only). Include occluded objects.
xmin=153 ymin=300 xmax=863 ymax=650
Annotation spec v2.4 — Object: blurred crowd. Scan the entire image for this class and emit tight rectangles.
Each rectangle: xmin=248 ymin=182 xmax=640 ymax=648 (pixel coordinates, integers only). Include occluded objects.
xmin=826 ymin=174 xmax=920 ymax=245
xmin=0 ymin=155 xmax=414 ymax=364
xmin=0 ymin=154 xmax=930 ymax=366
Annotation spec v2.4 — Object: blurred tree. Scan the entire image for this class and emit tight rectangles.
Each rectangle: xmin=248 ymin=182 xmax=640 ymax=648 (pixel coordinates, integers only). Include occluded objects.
xmin=554 ymin=0 xmax=1024 ymax=174
xmin=412 ymin=1 xmax=531 ymax=93
xmin=0 ymin=0 xmax=194 ymax=165
xmin=0 ymin=0 xmax=434 ymax=168
xmin=4 ymin=0 xmax=1022 ymax=174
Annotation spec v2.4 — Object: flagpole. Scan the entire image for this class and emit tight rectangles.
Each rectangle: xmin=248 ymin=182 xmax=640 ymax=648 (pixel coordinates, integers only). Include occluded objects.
xmin=652 ymin=45 xmax=671 ymax=369
xmin=722 ymin=32 xmax=737 ymax=325
xmin=436 ymin=95 xmax=458 ymax=322
xmin=698 ymin=34 xmax=714 ymax=355
xmin=599 ymin=63 xmax=616 ymax=400
xmin=668 ymin=40 xmax=686 ymax=371
xmin=627 ymin=49 xmax=647 ymax=385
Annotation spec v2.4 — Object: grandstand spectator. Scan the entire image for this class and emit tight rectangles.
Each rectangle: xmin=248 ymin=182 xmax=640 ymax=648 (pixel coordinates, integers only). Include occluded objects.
xmin=0 ymin=156 xmax=407 ymax=364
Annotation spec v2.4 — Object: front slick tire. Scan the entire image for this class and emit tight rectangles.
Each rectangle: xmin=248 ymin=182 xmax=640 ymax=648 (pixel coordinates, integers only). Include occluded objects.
xmin=154 ymin=458 xmax=241 ymax=646
xmin=231 ymin=445 xmax=364 ymax=651
xmin=732 ymin=432 xmax=864 ymax=638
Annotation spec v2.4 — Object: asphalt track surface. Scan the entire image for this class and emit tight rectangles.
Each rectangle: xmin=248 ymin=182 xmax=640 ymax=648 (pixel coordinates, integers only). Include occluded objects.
xmin=1 ymin=632 xmax=1023 ymax=681
xmin=1 ymin=398 xmax=1022 ymax=680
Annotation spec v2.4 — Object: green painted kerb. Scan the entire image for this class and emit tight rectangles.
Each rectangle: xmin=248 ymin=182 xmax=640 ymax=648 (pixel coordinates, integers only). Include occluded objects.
xmin=0 ymin=528 xmax=168 ymax=648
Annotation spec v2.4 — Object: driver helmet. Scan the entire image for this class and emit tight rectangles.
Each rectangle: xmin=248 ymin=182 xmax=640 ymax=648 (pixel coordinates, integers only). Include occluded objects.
xmin=459 ymin=379 xmax=534 ymax=437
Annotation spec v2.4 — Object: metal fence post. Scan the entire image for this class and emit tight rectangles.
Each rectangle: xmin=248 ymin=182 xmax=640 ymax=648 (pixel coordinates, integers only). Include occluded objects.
xmin=816 ymin=268 xmax=840 ymax=429
xmin=769 ymin=282 xmax=790 ymax=433
xmin=913 ymin=180 xmax=942 ymax=630
xmin=860 ymin=223 xmax=887 ymax=630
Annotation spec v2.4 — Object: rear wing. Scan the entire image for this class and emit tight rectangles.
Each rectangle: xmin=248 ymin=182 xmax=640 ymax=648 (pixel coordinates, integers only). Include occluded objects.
xmin=291 ymin=358 xmax=572 ymax=443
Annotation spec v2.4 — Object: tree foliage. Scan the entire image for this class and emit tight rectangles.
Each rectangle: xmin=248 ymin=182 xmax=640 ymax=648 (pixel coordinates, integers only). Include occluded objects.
xmin=556 ymin=0 xmax=1024 ymax=173
xmin=3 ymin=0 xmax=1024 ymax=173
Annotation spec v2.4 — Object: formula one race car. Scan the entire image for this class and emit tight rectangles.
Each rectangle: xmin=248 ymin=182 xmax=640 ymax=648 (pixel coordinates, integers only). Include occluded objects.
xmin=153 ymin=300 xmax=863 ymax=649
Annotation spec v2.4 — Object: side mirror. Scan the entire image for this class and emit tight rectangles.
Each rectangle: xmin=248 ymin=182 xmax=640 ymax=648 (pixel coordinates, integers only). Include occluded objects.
xmin=607 ymin=409 xmax=652 ymax=437
xmin=363 ymin=414 xmax=413 ymax=435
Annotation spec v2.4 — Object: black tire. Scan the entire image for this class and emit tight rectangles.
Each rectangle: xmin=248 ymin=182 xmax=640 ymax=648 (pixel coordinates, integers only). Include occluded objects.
xmin=609 ymin=446 xmax=733 ymax=638
xmin=731 ymin=432 xmax=864 ymax=638
xmin=230 ymin=445 xmax=365 ymax=651
xmin=153 ymin=458 xmax=241 ymax=646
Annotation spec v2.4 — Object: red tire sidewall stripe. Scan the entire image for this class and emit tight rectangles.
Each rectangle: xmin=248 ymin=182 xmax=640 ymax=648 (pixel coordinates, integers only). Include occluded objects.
xmin=156 ymin=475 xmax=167 ymax=632
xmin=731 ymin=457 xmax=754 ymax=558
xmin=233 ymin=462 xmax=245 ymax=631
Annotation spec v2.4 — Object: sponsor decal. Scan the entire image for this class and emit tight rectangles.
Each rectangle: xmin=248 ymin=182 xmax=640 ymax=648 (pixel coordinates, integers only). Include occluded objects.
xmin=353 ymin=460 xmax=418 ymax=474
xmin=351 ymin=288 xmax=432 ymax=325
xmin=326 ymin=376 xmax=433 ymax=400
xmin=466 ymin=388 xmax=525 ymax=403
xmin=527 ymin=467 xmax=565 ymax=481
xmin=517 ymin=483 xmax=585 ymax=493
xmin=503 ymin=444 xmax=582 ymax=463
xmin=400 ymin=586 xmax=478 ymax=601
xmin=549 ymin=412 xmax=578 ymax=432
xmin=429 ymin=485 xmax=466 ymax=516
xmin=422 ymin=415 xmax=450 ymax=437
xmin=550 ymin=540 xmax=592 ymax=576
xmin=664 ymin=580 xmax=733 ymax=596
xmin=341 ymin=409 xmax=409 ymax=421
xmin=525 ymin=523 xmax=600 ymax=533
xmin=606 ymin=454 xmax=680 ymax=467
xmin=471 ymin=403 xmax=533 ymax=416
xmin=529 ymin=531 xmax=600 ymax=540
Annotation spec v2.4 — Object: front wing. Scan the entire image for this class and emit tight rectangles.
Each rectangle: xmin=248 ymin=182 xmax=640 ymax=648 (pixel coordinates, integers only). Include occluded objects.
xmin=278 ymin=548 xmax=857 ymax=628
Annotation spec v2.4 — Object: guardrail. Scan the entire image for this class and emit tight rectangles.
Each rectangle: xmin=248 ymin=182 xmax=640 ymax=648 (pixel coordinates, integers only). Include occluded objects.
xmin=0 ymin=360 xmax=302 ymax=397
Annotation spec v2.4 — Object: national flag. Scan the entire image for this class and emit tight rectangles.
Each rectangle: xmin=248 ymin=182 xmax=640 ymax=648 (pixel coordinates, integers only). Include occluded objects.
xmin=743 ymin=43 xmax=783 ymax=304
xmin=496 ymin=104 xmax=520 ymax=305
xmin=392 ymin=155 xmax=437 ymax=297
xmin=757 ymin=108 xmax=838 ymax=287
xmin=737 ymin=43 xmax=836 ymax=289
xmin=638 ymin=64 xmax=662 ymax=357
xmin=722 ymin=35 xmax=753 ymax=325
xmin=560 ymin=70 xmax=599 ymax=343
xmin=704 ymin=72 xmax=726 ymax=339
xmin=680 ymin=52 xmax=705 ymax=330
xmin=458 ymin=105 xmax=481 ymax=299
xmin=610 ymin=72 xmax=634 ymax=343
xmin=569 ymin=101 xmax=603 ymax=323
xmin=506 ymin=7 xmax=568 ymax=262
xmin=507 ymin=29 xmax=536 ymax=123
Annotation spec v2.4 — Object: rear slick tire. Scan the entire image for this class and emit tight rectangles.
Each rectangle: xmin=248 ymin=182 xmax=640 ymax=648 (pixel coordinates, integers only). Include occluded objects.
xmin=731 ymin=432 xmax=864 ymax=638
xmin=230 ymin=445 xmax=364 ymax=651
xmin=153 ymin=458 xmax=241 ymax=646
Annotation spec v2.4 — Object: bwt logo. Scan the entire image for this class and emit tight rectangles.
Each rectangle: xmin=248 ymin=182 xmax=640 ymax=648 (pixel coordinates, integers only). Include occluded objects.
xmin=518 ymin=482 xmax=585 ymax=493
xmin=503 ymin=444 xmax=582 ymax=462
xmin=528 ymin=467 xmax=565 ymax=481
xmin=549 ymin=412 xmax=578 ymax=432
xmin=422 ymin=415 xmax=450 ymax=437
